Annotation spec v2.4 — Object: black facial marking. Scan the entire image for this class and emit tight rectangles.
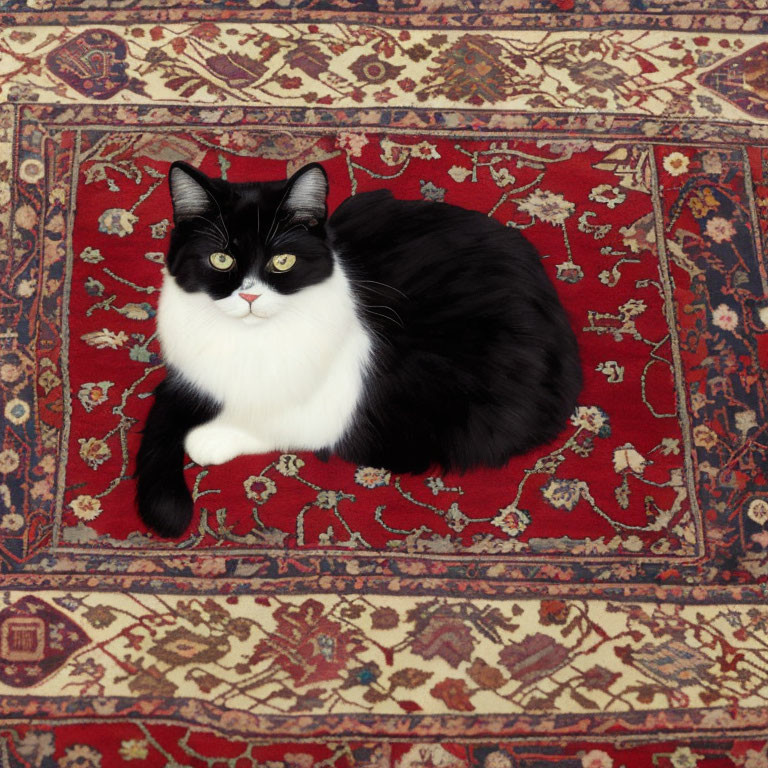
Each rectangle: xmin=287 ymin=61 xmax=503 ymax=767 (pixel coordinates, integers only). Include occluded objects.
xmin=166 ymin=162 xmax=333 ymax=300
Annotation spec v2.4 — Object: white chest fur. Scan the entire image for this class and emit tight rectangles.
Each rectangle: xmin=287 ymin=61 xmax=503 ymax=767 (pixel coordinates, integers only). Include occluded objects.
xmin=157 ymin=264 xmax=372 ymax=462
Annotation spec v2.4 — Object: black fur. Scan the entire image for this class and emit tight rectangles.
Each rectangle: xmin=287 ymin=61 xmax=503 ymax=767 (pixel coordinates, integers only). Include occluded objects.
xmin=136 ymin=162 xmax=581 ymax=537
xmin=329 ymin=190 xmax=582 ymax=473
xmin=135 ymin=373 xmax=219 ymax=538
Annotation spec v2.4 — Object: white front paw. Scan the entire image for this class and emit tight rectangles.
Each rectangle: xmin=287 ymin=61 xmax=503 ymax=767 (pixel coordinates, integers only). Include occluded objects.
xmin=185 ymin=425 xmax=241 ymax=466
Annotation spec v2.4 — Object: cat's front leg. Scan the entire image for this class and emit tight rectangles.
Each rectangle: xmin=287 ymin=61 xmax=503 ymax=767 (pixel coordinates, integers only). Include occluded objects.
xmin=185 ymin=419 xmax=271 ymax=466
xmin=136 ymin=375 xmax=219 ymax=537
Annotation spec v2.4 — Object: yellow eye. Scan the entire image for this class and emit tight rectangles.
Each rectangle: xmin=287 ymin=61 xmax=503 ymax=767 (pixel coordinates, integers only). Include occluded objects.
xmin=209 ymin=252 xmax=234 ymax=271
xmin=267 ymin=253 xmax=296 ymax=273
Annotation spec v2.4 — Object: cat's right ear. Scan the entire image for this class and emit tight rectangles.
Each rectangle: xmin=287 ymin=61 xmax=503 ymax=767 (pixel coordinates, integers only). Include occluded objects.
xmin=168 ymin=162 xmax=214 ymax=222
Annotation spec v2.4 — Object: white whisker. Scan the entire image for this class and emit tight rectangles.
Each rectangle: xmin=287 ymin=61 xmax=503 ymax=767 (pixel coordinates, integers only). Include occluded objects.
xmin=360 ymin=304 xmax=405 ymax=328
xmin=351 ymin=278 xmax=408 ymax=299
xmin=270 ymin=222 xmax=309 ymax=247
xmin=188 ymin=216 xmax=228 ymax=248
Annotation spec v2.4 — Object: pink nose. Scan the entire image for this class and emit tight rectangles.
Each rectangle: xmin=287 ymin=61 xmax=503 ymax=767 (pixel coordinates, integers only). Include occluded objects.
xmin=239 ymin=293 xmax=260 ymax=304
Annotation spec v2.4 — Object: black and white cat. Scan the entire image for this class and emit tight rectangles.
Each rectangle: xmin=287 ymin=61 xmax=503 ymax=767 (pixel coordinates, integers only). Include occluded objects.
xmin=136 ymin=161 xmax=581 ymax=537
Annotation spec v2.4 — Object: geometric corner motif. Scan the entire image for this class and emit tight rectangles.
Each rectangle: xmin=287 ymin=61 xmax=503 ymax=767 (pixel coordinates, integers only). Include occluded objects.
xmin=0 ymin=596 xmax=89 ymax=687
xmin=699 ymin=42 xmax=768 ymax=118
xmin=45 ymin=28 xmax=132 ymax=100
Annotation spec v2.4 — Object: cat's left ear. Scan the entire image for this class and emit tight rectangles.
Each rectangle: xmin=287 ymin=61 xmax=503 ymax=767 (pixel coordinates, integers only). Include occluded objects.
xmin=282 ymin=164 xmax=328 ymax=225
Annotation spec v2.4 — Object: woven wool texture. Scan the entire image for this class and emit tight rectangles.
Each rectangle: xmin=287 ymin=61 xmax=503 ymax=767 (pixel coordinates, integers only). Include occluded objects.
xmin=1 ymin=3 xmax=768 ymax=765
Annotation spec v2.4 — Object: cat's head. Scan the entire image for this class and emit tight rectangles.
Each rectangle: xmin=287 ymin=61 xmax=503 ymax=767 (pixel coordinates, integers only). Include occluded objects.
xmin=165 ymin=161 xmax=332 ymax=324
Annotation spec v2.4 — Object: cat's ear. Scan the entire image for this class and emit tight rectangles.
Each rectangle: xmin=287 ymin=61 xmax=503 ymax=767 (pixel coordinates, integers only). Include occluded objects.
xmin=282 ymin=164 xmax=328 ymax=224
xmin=168 ymin=162 xmax=215 ymax=222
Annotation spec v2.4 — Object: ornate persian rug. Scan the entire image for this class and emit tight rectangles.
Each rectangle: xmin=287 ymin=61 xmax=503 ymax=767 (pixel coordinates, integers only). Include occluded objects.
xmin=1 ymin=2 xmax=768 ymax=765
